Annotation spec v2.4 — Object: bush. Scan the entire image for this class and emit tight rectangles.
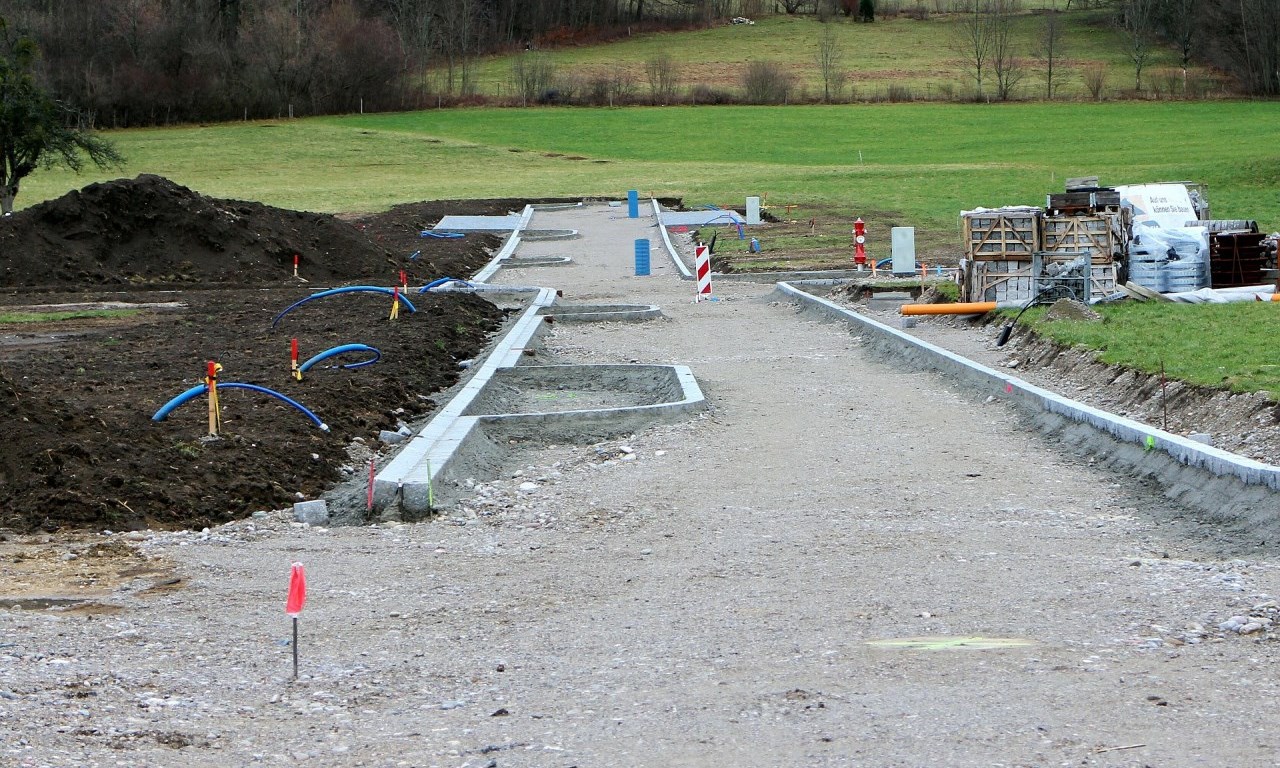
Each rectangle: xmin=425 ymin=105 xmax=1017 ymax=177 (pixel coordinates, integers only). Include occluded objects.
xmin=885 ymin=82 xmax=915 ymax=102
xmin=689 ymin=83 xmax=737 ymax=105
xmin=1082 ymin=62 xmax=1108 ymax=102
xmin=645 ymin=54 xmax=680 ymax=105
xmin=742 ymin=60 xmax=794 ymax=104
xmin=511 ymin=53 xmax=556 ymax=106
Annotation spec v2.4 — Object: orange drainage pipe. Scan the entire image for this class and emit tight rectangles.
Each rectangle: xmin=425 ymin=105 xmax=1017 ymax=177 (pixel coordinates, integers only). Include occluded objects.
xmin=901 ymin=301 xmax=1004 ymax=316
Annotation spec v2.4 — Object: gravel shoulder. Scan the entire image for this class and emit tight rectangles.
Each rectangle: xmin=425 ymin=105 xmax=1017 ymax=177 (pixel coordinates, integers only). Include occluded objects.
xmin=5 ymin=205 xmax=1280 ymax=767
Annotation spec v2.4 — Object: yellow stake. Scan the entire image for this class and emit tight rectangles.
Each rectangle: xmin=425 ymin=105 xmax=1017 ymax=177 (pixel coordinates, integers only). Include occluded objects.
xmin=206 ymin=361 xmax=223 ymax=437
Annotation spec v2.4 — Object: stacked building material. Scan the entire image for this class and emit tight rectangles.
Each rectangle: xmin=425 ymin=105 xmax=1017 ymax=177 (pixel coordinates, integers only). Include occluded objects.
xmin=1210 ymin=228 xmax=1270 ymax=288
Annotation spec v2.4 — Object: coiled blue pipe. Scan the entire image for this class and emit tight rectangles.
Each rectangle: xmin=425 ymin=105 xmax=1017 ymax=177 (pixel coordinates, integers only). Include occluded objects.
xmin=152 ymin=382 xmax=329 ymax=431
xmin=272 ymin=286 xmax=416 ymax=328
xmin=298 ymin=344 xmax=381 ymax=372
xmin=418 ymin=277 xmax=472 ymax=293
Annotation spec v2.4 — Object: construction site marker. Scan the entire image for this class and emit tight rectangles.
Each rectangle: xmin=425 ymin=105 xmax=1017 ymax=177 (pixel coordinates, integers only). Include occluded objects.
xmin=694 ymin=243 xmax=713 ymax=302
xmin=285 ymin=562 xmax=306 ymax=679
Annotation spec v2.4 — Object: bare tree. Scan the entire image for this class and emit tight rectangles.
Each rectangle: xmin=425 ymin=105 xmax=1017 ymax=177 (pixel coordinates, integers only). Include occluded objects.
xmin=1033 ymin=1 xmax=1066 ymax=99
xmin=954 ymin=0 xmax=995 ymax=101
xmin=1156 ymin=0 xmax=1198 ymax=94
xmin=510 ymin=52 xmax=556 ymax=105
xmin=816 ymin=24 xmax=846 ymax=102
xmin=1120 ymin=0 xmax=1157 ymax=91
xmin=989 ymin=0 xmax=1024 ymax=100
xmin=777 ymin=0 xmax=813 ymax=12
xmin=644 ymin=53 xmax=679 ymax=105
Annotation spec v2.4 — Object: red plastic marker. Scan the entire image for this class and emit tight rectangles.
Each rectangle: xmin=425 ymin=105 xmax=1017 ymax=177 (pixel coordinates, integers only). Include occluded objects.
xmin=400 ymin=270 xmax=407 ymax=289
xmin=290 ymin=338 xmax=300 ymax=380
xmin=286 ymin=562 xmax=306 ymax=616
xmin=286 ymin=562 xmax=306 ymax=678
xmin=293 ymin=254 xmax=299 ymax=278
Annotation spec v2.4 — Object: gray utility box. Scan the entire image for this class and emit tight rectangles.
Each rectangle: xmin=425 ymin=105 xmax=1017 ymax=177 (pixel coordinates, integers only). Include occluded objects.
xmin=891 ymin=227 xmax=916 ymax=276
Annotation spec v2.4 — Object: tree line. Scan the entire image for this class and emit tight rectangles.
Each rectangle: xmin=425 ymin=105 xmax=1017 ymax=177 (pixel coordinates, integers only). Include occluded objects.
xmin=0 ymin=0 xmax=731 ymax=126
xmin=0 ymin=0 xmax=1276 ymax=129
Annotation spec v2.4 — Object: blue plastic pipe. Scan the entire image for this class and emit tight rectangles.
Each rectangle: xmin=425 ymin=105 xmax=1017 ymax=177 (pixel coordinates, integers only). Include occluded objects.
xmin=272 ymin=286 xmax=416 ymax=328
xmin=152 ymin=382 xmax=329 ymax=431
xmin=420 ymin=230 xmax=465 ymax=239
xmin=418 ymin=277 xmax=472 ymax=293
xmin=298 ymin=344 xmax=381 ymax=372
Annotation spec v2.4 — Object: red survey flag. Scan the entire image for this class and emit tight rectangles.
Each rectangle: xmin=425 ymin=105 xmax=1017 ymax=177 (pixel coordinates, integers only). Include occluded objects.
xmin=285 ymin=562 xmax=306 ymax=617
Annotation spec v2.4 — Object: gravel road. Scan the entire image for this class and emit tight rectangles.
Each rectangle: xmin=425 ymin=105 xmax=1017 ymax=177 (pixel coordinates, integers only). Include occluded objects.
xmin=4 ymin=204 xmax=1280 ymax=768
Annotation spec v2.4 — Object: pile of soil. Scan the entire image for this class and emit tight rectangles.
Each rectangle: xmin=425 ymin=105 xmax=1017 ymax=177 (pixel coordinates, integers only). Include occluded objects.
xmin=0 ymin=175 xmax=504 ymax=290
xmin=0 ymin=178 xmax=580 ymax=533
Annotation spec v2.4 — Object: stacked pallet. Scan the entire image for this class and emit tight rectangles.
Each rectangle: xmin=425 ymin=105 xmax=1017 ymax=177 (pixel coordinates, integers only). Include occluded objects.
xmin=961 ymin=207 xmax=1040 ymax=303
xmin=962 ymin=207 xmax=1040 ymax=261
xmin=960 ymin=190 xmax=1125 ymax=302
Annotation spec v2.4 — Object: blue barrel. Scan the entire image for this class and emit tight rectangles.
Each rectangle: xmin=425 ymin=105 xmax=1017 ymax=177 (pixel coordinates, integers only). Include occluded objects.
xmin=634 ymin=238 xmax=651 ymax=276
xmin=627 ymin=190 xmax=639 ymax=219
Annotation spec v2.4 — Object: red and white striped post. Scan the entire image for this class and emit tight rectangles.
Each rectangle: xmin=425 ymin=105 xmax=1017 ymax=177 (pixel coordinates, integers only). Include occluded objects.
xmin=694 ymin=243 xmax=713 ymax=302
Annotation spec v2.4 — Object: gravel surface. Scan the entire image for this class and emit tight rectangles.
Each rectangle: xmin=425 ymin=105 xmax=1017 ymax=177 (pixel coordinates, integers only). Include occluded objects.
xmin=4 ymin=205 xmax=1280 ymax=767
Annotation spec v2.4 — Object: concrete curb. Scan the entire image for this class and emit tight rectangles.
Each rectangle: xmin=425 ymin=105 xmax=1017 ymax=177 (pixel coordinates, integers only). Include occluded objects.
xmin=537 ymin=304 xmax=663 ymax=323
xmin=372 ymin=285 xmax=559 ymax=511
xmin=771 ymin=282 xmax=1280 ymax=522
xmin=652 ymin=198 xmax=693 ymax=280
xmin=471 ymin=206 xmax=532 ymax=283
xmin=521 ymin=229 xmax=580 ymax=241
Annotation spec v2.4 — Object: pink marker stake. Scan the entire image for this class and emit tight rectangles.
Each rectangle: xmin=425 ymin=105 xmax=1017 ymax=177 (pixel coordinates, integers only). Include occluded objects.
xmin=285 ymin=562 xmax=306 ymax=679
xmin=366 ymin=459 xmax=375 ymax=511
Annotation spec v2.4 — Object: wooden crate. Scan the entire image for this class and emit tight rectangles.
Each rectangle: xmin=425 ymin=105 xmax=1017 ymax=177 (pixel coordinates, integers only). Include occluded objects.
xmin=1042 ymin=213 xmax=1127 ymax=265
xmin=964 ymin=259 xmax=1035 ymax=303
xmin=962 ymin=209 xmax=1041 ymax=261
xmin=963 ymin=259 xmax=1118 ymax=303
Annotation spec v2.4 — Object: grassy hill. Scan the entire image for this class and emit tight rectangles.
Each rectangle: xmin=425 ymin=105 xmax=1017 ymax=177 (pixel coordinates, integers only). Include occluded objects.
xmin=461 ymin=7 xmax=1219 ymax=103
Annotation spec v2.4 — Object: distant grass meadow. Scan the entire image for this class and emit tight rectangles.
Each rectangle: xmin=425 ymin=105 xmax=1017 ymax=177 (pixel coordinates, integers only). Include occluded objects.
xmin=12 ymin=100 xmax=1280 ymax=396
xmin=20 ymin=102 xmax=1280 ymax=258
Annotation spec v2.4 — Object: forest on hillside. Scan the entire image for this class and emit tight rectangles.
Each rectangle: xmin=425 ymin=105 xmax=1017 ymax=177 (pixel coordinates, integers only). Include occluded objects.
xmin=0 ymin=0 xmax=1276 ymax=127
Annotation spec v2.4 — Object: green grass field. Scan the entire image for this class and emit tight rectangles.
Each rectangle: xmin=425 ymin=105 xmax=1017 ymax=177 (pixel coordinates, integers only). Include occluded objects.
xmin=21 ymin=101 xmax=1278 ymax=258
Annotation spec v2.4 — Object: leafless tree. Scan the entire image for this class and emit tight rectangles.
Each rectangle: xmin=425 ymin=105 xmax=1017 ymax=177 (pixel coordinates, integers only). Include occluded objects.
xmin=989 ymin=0 xmax=1024 ymax=100
xmin=1120 ymin=0 xmax=1157 ymax=91
xmin=1150 ymin=0 xmax=1195 ymax=94
xmin=644 ymin=53 xmax=679 ymax=104
xmin=954 ymin=0 xmax=995 ymax=101
xmin=1033 ymin=2 xmax=1066 ymax=98
xmin=510 ymin=51 xmax=555 ymax=105
xmin=816 ymin=24 xmax=846 ymax=101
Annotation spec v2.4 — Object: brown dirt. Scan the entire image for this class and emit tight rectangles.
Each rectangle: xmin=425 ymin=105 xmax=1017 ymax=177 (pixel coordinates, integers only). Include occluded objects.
xmin=0 ymin=178 xmax=579 ymax=534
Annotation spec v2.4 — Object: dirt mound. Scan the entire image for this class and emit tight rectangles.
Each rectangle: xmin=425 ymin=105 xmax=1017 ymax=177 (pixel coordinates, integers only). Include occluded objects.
xmin=0 ymin=184 xmax=560 ymax=533
xmin=0 ymin=175 xmax=421 ymax=289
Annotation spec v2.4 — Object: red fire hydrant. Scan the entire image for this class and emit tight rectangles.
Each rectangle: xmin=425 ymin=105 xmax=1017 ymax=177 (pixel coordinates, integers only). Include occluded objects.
xmin=853 ymin=218 xmax=867 ymax=268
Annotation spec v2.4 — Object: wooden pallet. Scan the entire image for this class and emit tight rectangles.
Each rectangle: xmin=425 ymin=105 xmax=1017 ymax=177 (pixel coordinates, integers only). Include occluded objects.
xmin=1042 ymin=213 xmax=1127 ymax=265
xmin=962 ymin=210 xmax=1040 ymax=261
xmin=963 ymin=259 xmax=1118 ymax=303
